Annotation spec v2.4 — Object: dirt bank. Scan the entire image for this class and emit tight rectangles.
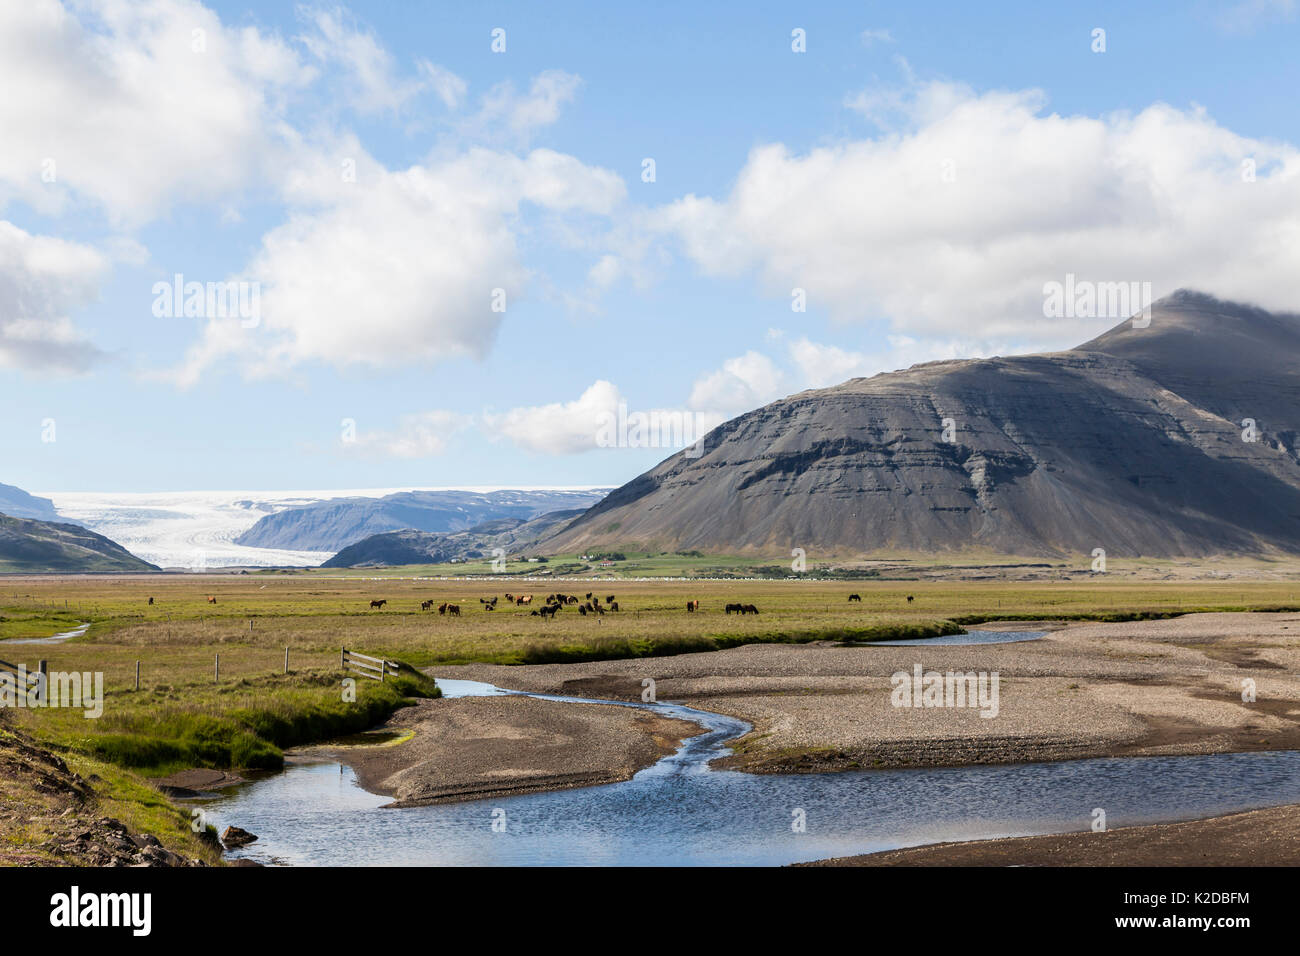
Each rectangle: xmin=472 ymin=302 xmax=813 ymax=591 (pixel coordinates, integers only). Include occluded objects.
xmin=801 ymin=803 xmax=1300 ymax=866
xmin=301 ymin=694 xmax=702 ymax=806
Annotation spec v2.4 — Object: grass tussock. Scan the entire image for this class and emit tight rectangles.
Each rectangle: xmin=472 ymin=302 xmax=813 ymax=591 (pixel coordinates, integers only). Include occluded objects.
xmin=27 ymin=669 xmax=438 ymax=776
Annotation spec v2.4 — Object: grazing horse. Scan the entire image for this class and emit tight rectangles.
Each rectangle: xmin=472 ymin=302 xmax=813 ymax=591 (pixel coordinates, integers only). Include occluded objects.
xmin=147 ymin=597 xmax=154 ymax=606
xmin=517 ymin=594 xmax=533 ymax=605
xmin=578 ymin=605 xmax=587 ymax=616
xmin=207 ymin=596 xmax=217 ymax=605
xmin=446 ymin=604 xmax=461 ymax=616
xmin=686 ymin=600 xmax=699 ymax=613
xmin=742 ymin=604 xmax=759 ymax=615
xmin=438 ymin=603 xmax=448 ymax=615
xmin=906 ymin=595 xmax=914 ymax=603
xmin=609 ymin=601 xmax=619 ymax=612
xmin=848 ymin=594 xmax=861 ymax=602
xmin=725 ymin=603 xmax=742 ymax=614
xmin=369 ymin=599 xmax=387 ymax=610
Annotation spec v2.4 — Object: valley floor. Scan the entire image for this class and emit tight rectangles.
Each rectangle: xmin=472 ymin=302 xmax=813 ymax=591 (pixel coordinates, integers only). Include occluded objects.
xmin=426 ymin=611 xmax=1300 ymax=864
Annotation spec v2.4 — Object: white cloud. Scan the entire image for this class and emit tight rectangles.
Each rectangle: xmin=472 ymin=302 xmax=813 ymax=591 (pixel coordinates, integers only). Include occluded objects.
xmin=860 ymin=28 xmax=895 ymax=45
xmin=660 ymin=81 xmax=1300 ymax=348
xmin=168 ymin=146 xmax=626 ymax=381
xmin=475 ymin=70 xmax=582 ymax=140
xmin=786 ymin=335 xmax=1003 ymax=389
xmin=688 ymin=351 xmax=788 ymax=415
xmin=484 ymin=380 xmax=623 ymax=454
xmin=0 ymin=0 xmax=312 ymax=223
xmin=0 ymin=221 xmax=110 ymax=373
xmin=299 ymin=6 xmax=463 ymax=113
xmin=346 ymin=410 xmax=473 ymax=458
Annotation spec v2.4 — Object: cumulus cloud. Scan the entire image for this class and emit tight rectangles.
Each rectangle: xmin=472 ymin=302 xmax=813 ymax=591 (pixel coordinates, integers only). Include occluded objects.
xmin=345 ymin=410 xmax=473 ymax=458
xmin=473 ymin=70 xmax=582 ymax=141
xmin=688 ymin=351 xmax=788 ymax=415
xmin=483 ymin=380 xmax=722 ymax=456
xmin=484 ymin=380 xmax=623 ymax=454
xmin=658 ymin=81 xmax=1300 ymax=349
xmin=0 ymin=221 xmax=110 ymax=373
xmin=299 ymin=6 xmax=464 ymax=113
xmin=167 ymin=147 xmax=626 ymax=381
xmin=786 ymin=334 xmax=1003 ymax=388
xmin=0 ymin=0 xmax=312 ymax=223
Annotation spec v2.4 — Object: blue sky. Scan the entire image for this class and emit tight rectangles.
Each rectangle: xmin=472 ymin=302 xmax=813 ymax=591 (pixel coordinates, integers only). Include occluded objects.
xmin=3 ymin=0 xmax=1299 ymax=492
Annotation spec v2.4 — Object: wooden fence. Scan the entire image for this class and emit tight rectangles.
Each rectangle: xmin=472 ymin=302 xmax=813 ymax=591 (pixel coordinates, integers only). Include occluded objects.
xmin=0 ymin=657 xmax=45 ymax=699
xmin=341 ymin=647 xmax=401 ymax=683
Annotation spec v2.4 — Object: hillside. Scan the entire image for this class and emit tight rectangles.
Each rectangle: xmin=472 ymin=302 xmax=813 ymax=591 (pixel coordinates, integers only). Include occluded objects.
xmin=544 ymin=291 xmax=1300 ymax=559
xmin=321 ymin=509 xmax=585 ymax=568
xmin=0 ymin=483 xmax=61 ymax=522
xmin=237 ymin=488 xmax=610 ymax=554
xmin=0 ymin=514 xmax=160 ymax=573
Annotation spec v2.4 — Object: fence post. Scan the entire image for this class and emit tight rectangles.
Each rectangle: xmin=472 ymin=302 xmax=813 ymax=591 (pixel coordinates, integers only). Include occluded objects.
xmin=380 ymin=659 xmax=386 ymax=683
xmin=135 ymin=660 xmax=140 ymax=691
xmin=214 ymin=654 xmax=219 ymax=683
xmin=341 ymin=646 xmax=347 ymax=669
xmin=284 ymin=646 xmax=289 ymax=675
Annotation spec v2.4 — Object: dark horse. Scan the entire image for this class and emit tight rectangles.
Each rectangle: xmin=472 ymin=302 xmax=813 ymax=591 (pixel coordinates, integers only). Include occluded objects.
xmin=848 ymin=594 xmax=861 ymax=602
xmin=369 ymin=599 xmax=387 ymax=610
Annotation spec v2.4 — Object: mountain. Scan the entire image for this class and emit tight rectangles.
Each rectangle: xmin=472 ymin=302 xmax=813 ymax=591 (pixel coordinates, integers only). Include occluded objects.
xmin=321 ymin=509 xmax=585 ymax=568
xmin=0 ymin=483 xmax=61 ymax=522
xmin=545 ymin=291 xmax=1300 ymax=559
xmin=237 ymin=488 xmax=611 ymax=554
xmin=0 ymin=514 xmax=160 ymax=573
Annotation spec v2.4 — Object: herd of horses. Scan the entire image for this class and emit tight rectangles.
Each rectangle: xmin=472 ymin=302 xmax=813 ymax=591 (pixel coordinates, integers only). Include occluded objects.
xmin=143 ymin=592 xmax=914 ymax=614
xmin=361 ymin=592 xmax=916 ymax=616
xmin=359 ymin=592 xmax=731 ymax=618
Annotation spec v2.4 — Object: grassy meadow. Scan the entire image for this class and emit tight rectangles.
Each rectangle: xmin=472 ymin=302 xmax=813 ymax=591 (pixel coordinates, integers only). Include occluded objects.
xmin=4 ymin=569 xmax=1300 ymax=779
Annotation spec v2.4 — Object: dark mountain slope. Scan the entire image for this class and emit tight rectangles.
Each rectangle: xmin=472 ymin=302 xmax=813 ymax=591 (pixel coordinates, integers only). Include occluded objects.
xmin=235 ymin=488 xmax=610 ymax=554
xmin=0 ymin=515 xmax=159 ymax=573
xmin=545 ymin=291 xmax=1300 ymax=559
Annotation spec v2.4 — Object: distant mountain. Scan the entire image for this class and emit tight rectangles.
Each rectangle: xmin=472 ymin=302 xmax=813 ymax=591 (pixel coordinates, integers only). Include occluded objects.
xmin=238 ymin=489 xmax=611 ymax=554
xmin=0 ymin=483 xmax=61 ymax=522
xmin=545 ymin=291 xmax=1300 ymax=559
xmin=321 ymin=509 xmax=585 ymax=568
xmin=0 ymin=514 xmax=160 ymax=573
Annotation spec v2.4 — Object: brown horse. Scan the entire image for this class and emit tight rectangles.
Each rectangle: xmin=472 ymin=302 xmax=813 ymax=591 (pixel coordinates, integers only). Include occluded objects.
xmin=207 ymin=596 xmax=217 ymax=604
xmin=686 ymin=600 xmax=700 ymax=612
xmin=421 ymin=600 xmax=434 ymax=611
xmin=446 ymin=604 xmax=461 ymax=616
xmin=369 ymin=599 xmax=387 ymax=610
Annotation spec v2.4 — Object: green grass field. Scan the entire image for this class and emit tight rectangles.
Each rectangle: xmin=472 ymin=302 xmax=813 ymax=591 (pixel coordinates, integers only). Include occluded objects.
xmin=3 ymin=570 xmax=1300 ymax=779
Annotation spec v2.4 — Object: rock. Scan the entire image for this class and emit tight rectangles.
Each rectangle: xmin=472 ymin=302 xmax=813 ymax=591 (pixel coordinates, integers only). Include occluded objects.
xmin=220 ymin=825 xmax=258 ymax=848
